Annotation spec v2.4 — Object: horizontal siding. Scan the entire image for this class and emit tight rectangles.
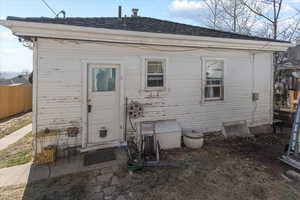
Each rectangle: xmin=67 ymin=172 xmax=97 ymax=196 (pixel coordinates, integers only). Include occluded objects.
xmin=35 ymin=38 xmax=272 ymax=148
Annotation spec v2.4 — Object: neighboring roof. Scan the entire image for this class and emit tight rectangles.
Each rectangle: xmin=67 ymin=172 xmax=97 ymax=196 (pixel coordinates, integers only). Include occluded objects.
xmin=0 ymin=75 xmax=31 ymax=85
xmin=6 ymin=16 xmax=289 ymax=43
xmin=10 ymin=75 xmax=31 ymax=85
xmin=0 ymin=79 xmax=13 ymax=85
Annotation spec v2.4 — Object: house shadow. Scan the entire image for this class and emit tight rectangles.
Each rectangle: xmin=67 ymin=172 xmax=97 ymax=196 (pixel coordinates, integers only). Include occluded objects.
xmin=22 ymin=156 xmax=83 ymax=200
xmin=0 ymin=111 xmax=31 ymax=124
xmin=20 ymin=150 xmax=124 ymax=200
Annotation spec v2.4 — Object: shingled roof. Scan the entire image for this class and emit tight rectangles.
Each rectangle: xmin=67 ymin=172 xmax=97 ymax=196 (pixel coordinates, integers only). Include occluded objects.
xmin=6 ymin=16 xmax=289 ymax=43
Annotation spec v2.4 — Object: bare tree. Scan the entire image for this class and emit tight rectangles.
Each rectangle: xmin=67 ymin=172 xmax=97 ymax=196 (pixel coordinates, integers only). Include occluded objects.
xmin=241 ymin=0 xmax=283 ymax=39
xmin=202 ymin=0 xmax=262 ymax=35
xmin=201 ymin=0 xmax=299 ymax=40
xmin=277 ymin=12 xmax=300 ymax=41
xmin=203 ymin=0 xmax=221 ymax=30
xmin=241 ymin=0 xmax=300 ymax=72
xmin=221 ymin=0 xmax=242 ymax=32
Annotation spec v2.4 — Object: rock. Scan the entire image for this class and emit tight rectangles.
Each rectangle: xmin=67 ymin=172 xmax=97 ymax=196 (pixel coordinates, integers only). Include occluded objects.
xmin=97 ymin=173 xmax=113 ymax=183
xmin=104 ymin=196 xmax=112 ymax=200
xmin=111 ymin=176 xmax=120 ymax=186
xmin=91 ymin=185 xmax=102 ymax=193
xmin=86 ymin=192 xmax=104 ymax=200
xmin=112 ymin=165 xmax=120 ymax=172
xmin=88 ymin=177 xmax=97 ymax=185
xmin=101 ymin=167 xmax=114 ymax=174
xmin=116 ymin=195 xmax=126 ymax=200
xmin=281 ymin=174 xmax=293 ymax=182
xmin=94 ymin=192 xmax=104 ymax=200
xmin=103 ymin=186 xmax=116 ymax=196
xmin=117 ymin=175 xmax=129 ymax=186
xmin=286 ymin=170 xmax=300 ymax=182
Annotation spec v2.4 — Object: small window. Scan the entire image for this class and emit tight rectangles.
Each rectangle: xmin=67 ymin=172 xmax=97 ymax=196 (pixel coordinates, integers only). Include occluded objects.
xmin=146 ymin=60 xmax=165 ymax=89
xmin=204 ymin=59 xmax=224 ymax=100
xmin=92 ymin=68 xmax=116 ymax=92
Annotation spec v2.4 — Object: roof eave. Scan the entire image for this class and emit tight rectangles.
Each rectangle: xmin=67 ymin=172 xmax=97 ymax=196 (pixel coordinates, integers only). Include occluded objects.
xmin=0 ymin=19 xmax=294 ymax=51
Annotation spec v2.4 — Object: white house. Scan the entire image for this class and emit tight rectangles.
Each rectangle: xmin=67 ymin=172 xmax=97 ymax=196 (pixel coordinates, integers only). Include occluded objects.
xmin=0 ymin=12 xmax=292 ymax=157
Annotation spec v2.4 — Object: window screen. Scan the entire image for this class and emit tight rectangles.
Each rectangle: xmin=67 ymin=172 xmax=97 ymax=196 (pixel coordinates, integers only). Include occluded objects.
xmin=146 ymin=60 xmax=165 ymax=88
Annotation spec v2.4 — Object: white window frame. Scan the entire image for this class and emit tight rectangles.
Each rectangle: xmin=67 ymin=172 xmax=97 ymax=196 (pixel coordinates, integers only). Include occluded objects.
xmin=144 ymin=58 xmax=167 ymax=91
xmin=203 ymin=58 xmax=225 ymax=101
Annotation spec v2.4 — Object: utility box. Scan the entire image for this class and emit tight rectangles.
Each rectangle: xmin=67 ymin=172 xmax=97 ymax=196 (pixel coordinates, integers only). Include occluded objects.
xmin=252 ymin=92 xmax=259 ymax=101
xmin=141 ymin=120 xmax=182 ymax=149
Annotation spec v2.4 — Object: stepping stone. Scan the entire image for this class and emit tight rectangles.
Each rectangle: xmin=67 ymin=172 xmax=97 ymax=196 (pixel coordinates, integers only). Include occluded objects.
xmin=286 ymin=170 xmax=300 ymax=182
xmin=101 ymin=167 xmax=114 ymax=174
xmin=94 ymin=192 xmax=104 ymax=200
xmin=116 ymin=195 xmax=126 ymax=200
xmin=97 ymin=173 xmax=112 ymax=183
xmin=103 ymin=186 xmax=116 ymax=196
xmin=91 ymin=185 xmax=102 ymax=193
xmin=111 ymin=176 xmax=120 ymax=185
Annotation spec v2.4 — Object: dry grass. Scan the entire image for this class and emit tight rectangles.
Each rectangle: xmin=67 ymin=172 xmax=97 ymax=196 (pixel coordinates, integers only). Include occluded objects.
xmin=0 ymin=132 xmax=32 ymax=169
xmin=0 ymin=112 xmax=32 ymax=139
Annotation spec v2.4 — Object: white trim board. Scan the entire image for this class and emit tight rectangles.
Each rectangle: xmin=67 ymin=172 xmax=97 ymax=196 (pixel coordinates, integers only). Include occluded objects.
xmin=0 ymin=19 xmax=293 ymax=51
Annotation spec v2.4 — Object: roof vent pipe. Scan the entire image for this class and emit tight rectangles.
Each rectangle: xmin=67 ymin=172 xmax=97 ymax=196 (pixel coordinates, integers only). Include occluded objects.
xmin=132 ymin=8 xmax=139 ymax=17
xmin=123 ymin=15 xmax=127 ymax=26
xmin=118 ymin=6 xmax=122 ymax=19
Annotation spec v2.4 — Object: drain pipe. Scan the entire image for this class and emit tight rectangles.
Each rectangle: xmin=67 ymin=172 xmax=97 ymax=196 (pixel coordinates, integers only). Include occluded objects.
xmin=33 ymin=37 xmax=39 ymax=161
xmin=251 ymin=52 xmax=257 ymax=124
xmin=124 ymin=97 xmax=128 ymax=142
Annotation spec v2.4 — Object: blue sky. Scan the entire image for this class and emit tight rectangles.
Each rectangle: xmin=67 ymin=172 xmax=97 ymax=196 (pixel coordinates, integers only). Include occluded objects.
xmin=0 ymin=0 xmax=299 ymax=73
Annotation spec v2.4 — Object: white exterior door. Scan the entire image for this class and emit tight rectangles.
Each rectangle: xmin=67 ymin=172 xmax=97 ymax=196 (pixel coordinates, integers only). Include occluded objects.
xmin=87 ymin=63 xmax=120 ymax=145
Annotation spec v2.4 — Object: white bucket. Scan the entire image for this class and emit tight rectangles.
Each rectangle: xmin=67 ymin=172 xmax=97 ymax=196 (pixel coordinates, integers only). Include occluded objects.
xmin=183 ymin=131 xmax=204 ymax=149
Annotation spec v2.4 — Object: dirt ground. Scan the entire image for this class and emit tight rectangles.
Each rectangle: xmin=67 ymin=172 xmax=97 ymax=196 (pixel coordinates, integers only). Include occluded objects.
xmin=0 ymin=112 xmax=32 ymax=139
xmin=1 ymin=129 xmax=300 ymax=200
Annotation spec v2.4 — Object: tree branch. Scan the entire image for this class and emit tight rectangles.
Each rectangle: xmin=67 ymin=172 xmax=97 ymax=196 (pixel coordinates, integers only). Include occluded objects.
xmin=240 ymin=0 xmax=274 ymax=23
xmin=276 ymin=0 xmax=283 ymax=20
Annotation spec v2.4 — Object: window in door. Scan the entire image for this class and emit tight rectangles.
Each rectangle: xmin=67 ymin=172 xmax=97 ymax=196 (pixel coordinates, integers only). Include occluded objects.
xmin=204 ymin=59 xmax=224 ymax=101
xmin=92 ymin=68 xmax=116 ymax=92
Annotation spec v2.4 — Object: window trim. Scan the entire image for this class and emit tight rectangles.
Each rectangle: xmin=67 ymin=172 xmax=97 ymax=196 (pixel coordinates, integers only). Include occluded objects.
xmin=144 ymin=58 xmax=167 ymax=91
xmin=203 ymin=57 xmax=225 ymax=101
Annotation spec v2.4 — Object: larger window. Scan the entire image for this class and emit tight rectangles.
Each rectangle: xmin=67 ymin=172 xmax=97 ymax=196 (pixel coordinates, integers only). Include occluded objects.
xmin=145 ymin=59 xmax=166 ymax=89
xmin=204 ymin=59 xmax=224 ymax=100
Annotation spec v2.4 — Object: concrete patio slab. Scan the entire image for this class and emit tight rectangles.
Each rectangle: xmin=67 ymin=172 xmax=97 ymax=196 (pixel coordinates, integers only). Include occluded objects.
xmin=0 ymin=148 xmax=127 ymax=187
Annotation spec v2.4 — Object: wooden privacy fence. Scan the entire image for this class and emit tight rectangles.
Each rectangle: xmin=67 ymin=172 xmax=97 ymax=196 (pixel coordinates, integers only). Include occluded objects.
xmin=0 ymin=85 xmax=32 ymax=119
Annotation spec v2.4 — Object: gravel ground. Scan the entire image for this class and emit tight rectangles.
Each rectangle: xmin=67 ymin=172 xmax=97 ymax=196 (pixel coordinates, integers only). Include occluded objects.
xmin=1 ymin=130 xmax=300 ymax=200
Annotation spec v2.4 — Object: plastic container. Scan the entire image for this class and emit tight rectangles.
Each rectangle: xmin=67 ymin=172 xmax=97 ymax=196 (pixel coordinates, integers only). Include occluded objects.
xmin=141 ymin=120 xmax=182 ymax=149
xmin=183 ymin=131 xmax=204 ymax=149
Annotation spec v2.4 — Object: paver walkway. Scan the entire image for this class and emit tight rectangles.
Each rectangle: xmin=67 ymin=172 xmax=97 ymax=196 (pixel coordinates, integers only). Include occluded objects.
xmin=0 ymin=124 xmax=32 ymax=151
xmin=0 ymin=148 xmax=126 ymax=187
